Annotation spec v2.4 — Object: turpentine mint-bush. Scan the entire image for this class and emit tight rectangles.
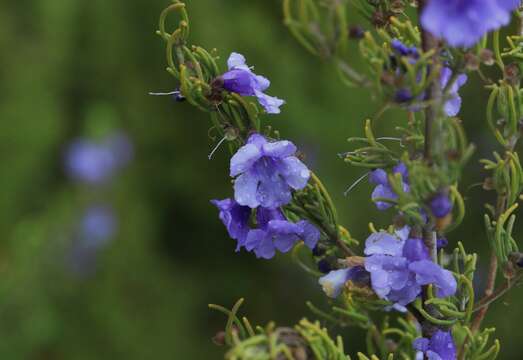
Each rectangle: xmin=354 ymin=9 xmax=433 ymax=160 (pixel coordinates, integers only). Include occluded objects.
xmin=153 ymin=1 xmax=523 ymax=359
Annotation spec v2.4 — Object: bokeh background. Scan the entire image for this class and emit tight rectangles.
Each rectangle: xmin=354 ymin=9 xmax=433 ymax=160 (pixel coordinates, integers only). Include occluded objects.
xmin=1 ymin=0 xmax=522 ymax=358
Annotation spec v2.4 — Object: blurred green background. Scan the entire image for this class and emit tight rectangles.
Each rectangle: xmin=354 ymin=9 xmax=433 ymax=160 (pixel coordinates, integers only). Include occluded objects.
xmin=1 ymin=0 xmax=522 ymax=358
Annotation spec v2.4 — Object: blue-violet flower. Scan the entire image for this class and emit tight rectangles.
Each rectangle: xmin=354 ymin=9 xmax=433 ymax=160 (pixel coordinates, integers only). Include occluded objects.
xmin=231 ymin=133 xmax=310 ymax=209
xmin=221 ymin=53 xmax=285 ymax=114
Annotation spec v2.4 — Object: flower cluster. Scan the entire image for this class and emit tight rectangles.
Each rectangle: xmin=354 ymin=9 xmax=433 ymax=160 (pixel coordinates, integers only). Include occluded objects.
xmin=220 ymin=53 xmax=285 ymax=114
xmin=421 ymin=0 xmax=520 ymax=47
xmin=65 ymin=132 xmax=133 ymax=275
xmin=319 ymin=229 xmax=457 ymax=311
xmin=213 ymin=133 xmax=320 ymax=259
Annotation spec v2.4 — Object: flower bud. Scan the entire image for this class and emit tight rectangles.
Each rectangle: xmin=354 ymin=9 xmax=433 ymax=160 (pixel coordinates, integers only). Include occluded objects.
xmin=479 ymin=49 xmax=495 ymax=66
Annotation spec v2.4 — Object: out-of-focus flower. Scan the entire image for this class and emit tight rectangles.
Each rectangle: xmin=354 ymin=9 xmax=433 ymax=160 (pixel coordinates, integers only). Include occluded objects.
xmin=80 ymin=205 xmax=117 ymax=246
xmin=65 ymin=133 xmax=133 ymax=185
xmin=231 ymin=133 xmax=310 ymax=209
xmin=414 ymin=330 xmax=456 ymax=360
xmin=69 ymin=205 xmax=117 ymax=276
xmin=421 ymin=0 xmax=520 ymax=47
xmin=220 ymin=53 xmax=284 ymax=114
xmin=245 ymin=207 xmax=320 ymax=259
xmin=369 ymin=163 xmax=410 ymax=211
xmin=211 ymin=198 xmax=251 ymax=251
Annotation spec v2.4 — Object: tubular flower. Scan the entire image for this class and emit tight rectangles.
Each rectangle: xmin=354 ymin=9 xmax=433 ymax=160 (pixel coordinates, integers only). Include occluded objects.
xmin=421 ymin=0 xmax=520 ymax=47
xmin=245 ymin=208 xmax=320 ymax=259
xmin=231 ymin=133 xmax=310 ymax=209
xmin=220 ymin=53 xmax=285 ymax=114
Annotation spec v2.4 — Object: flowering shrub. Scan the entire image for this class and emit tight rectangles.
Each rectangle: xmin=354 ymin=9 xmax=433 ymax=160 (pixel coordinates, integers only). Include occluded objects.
xmin=154 ymin=0 xmax=523 ymax=359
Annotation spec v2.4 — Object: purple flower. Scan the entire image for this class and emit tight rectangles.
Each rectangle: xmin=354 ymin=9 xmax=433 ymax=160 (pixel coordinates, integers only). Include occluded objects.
xmin=421 ymin=0 xmax=520 ymax=47
xmin=362 ymin=231 xmax=456 ymax=309
xmin=440 ymin=67 xmax=468 ymax=117
xmin=245 ymin=208 xmax=320 ymax=259
xmin=211 ymin=198 xmax=251 ymax=251
xmin=319 ymin=266 xmax=369 ymax=298
xmin=231 ymin=133 xmax=310 ymax=209
xmin=414 ymin=330 xmax=456 ymax=360
xmin=65 ymin=133 xmax=133 ymax=185
xmin=69 ymin=205 xmax=117 ymax=276
xmin=221 ymin=53 xmax=285 ymax=114
xmin=369 ymin=163 xmax=410 ymax=210
xmin=80 ymin=205 xmax=117 ymax=246
xmin=429 ymin=192 xmax=453 ymax=218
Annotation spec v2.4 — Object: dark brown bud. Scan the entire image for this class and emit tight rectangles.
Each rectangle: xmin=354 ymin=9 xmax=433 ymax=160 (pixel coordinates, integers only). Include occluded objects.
xmin=483 ymin=177 xmax=495 ymax=191
xmin=479 ymin=49 xmax=495 ymax=66
xmin=380 ymin=71 xmax=396 ymax=86
xmin=390 ymin=0 xmax=404 ymax=13
xmin=349 ymin=25 xmax=365 ymax=39
xmin=393 ymin=214 xmax=407 ymax=229
xmin=446 ymin=150 xmax=461 ymax=161
xmin=212 ymin=331 xmax=226 ymax=346
xmin=504 ymin=63 xmax=520 ymax=85
xmin=372 ymin=11 xmax=390 ymax=27
xmin=464 ymin=52 xmax=480 ymax=71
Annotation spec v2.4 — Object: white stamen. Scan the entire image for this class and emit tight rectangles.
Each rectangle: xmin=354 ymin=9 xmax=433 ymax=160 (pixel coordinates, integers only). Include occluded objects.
xmin=148 ymin=91 xmax=180 ymax=96
xmin=376 ymin=137 xmax=402 ymax=141
xmin=208 ymin=136 xmax=228 ymax=160
xmin=344 ymin=172 xmax=370 ymax=197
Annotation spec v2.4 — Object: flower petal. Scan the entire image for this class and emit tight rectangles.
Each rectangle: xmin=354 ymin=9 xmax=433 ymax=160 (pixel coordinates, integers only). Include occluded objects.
xmin=409 ymin=260 xmax=457 ymax=297
xmin=319 ymin=269 xmax=351 ymax=298
xmin=262 ymin=140 xmax=297 ymax=158
xmin=230 ymin=143 xmax=262 ymax=177
xmin=234 ymin=171 xmax=260 ymax=208
xmin=254 ymin=234 xmax=276 ymax=259
xmin=256 ymin=174 xmax=292 ymax=209
xmin=278 ymin=156 xmax=310 ymax=190
xmin=364 ymin=231 xmax=404 ymax=257
xmin=245 ymin=229 xmax=265 ymax=251
xmin=297 ymin=220 xmax=321 ymax=249
xmin=227 ymin=52 xmax=247 ymax=69
xmin=254 ymin=90 xmax=285 ymax=114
